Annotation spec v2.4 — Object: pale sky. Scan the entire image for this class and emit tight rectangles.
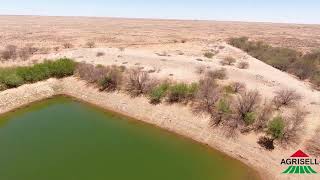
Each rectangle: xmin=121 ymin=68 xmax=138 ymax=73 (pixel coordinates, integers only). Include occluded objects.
xmin=0 ymin=0 xmax=319 ymax=24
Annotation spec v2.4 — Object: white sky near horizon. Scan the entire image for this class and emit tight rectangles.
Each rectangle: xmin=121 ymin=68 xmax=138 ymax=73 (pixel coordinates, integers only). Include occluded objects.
xmin=0 ymin=0 xmax=319 ymax=24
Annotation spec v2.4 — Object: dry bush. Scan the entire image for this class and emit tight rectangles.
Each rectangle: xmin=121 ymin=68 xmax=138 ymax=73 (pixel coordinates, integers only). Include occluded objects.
xmin=96 ymin=52 xmax=105 ymax=57
xmin=230 ymin=82 xmax=246 ymax=93
xmin=98 ymin=66 xmax=123 ymax=91
xmin=220 ymin=56 xmax=236 ymax=66
xmin=306 ymin=127 xmax=320 ymax=157
xmin=125 ymin=68 xmax=152 ymax=96
xmin=75 ymin=63 xmax=108 ymax=83
xmin=280 ymin=108 xmax=307 ymax=145
xmin=195 ymin=66 xmax=206 ymax=75
xmin=253 ymin=101 xmax=274 ymax=132
xmin=205 ymin=68 xmax=227 ymax=80
xmin=18 ymin=47 xmax=32 ymax=61
xmin=86 ymin=41 xmax=96 ymax=48
xmin=1 ymin=45 xmax=17 ymax=60
xmin=193 ymin=77 xmax=221 ymax=113
xmin=119 ymin=47 xmax=125 ymax=52
xmin=25 ymin=45 xmax=38 ymax=55
xmin=210 ymin=98 xmax=233 ymax=125
xmin=273 ymin=89 xmax=302 ymax=109
xmin=257 ymin=136 xmax=274 ymax=150
xmin=63 ymin=43 xmax=73 ymax=49
xmin=203 ymin=52 xmax=215 ymax=59
xmin=235 ymin=90 xmax=261 ymax=124
xmin=53 ymin=46 xmax=60 ymax=52
xmin=237 ymin=61 xmax=249 ymax=69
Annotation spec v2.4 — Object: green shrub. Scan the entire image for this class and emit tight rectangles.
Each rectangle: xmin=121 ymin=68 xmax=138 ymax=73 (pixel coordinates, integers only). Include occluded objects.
xmin=244 ymin=112 xmax=256 ymax=125
xmin=0 ymin=68 xmax=24 ymax=88
xmin=268 ymin=116 xmax=285 ymax=139
xmin=167 ymin=83 xmax=198 ymax=103
xmin=48 ymin=58 xmax=76 ymax=78
xmin=0 ymin=58 xmax=75 ymax=90
xmin=149 ymin=83 xmax=170 ymax=104
xmin=17 ymin=63 xmax=51 ymax=82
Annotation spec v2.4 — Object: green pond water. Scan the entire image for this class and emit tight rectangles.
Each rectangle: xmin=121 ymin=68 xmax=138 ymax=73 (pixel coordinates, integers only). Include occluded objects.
xmin=0 ymin=96 xmax=259 ymax=180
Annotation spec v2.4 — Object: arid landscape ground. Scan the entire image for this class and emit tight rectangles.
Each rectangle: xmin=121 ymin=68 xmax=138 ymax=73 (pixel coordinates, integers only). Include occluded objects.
xmin=1 ymin=15 xmax=320 ymax=180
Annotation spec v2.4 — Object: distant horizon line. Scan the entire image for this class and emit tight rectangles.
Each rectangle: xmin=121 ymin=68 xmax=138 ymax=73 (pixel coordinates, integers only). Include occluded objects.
xmin=1 ymin=14 xmax=319 ymax=26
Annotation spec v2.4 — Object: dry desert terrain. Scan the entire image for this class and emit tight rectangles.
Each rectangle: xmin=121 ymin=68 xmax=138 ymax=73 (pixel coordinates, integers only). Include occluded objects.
xmin=1 ymin=16 xmax=320 ymax=180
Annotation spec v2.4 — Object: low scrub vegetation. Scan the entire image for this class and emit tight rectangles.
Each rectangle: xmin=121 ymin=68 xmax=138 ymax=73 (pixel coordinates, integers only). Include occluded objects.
xmin=220 ymin=57 xmax=236 ymax=66
xmin=306 ymin=127 xmax=320 ymax=157
xmin=228 ymin=37 xmax=320 ymax=88
xmin=273 ymin=89 xmax=302 ymax=109
xmin=86 ymin=41 xmax=96 ymax=48
xmin=148 ymin=82 xmax=170 ymax=104
xmin=0 ymin=58 xmax=75 ymax=90
xmin=167 ymin=83 xmax=198 ymax=103
xmin=1 ymin=58 xmax=307 ymax=151
xmin=237 ymin=61 xmax=249 ymax=69
xmin=203 ymin=52 xmax=215 ymax=59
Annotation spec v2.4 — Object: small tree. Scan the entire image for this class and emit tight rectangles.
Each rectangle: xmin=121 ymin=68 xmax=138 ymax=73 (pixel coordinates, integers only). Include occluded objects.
xmin=193 ymin=77 xmax=221 ymax=113
xmin=273 ymin=89 xmax=302 ymax=109
xmin=281 ymin=108 xmax=307 ymax=145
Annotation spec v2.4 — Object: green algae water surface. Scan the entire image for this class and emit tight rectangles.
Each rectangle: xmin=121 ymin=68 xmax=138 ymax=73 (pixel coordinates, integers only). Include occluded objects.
xmin=0 ymin=96 xmax=259 ymax=180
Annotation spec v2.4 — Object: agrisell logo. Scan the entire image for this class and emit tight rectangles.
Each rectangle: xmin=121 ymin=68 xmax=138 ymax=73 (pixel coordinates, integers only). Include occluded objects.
xmin=281 ymin=150 xmax=319 ymax=174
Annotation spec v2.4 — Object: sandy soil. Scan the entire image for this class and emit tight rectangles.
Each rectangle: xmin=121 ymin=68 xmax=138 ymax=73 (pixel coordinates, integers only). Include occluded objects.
xmin=1 ymin=15 xmax=320 ymax=52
